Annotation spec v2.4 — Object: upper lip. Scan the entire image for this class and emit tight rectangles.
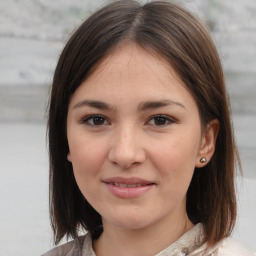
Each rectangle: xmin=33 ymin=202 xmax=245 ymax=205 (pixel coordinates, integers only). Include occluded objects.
xmin=103 ymin=177 xmax=155 ymax=185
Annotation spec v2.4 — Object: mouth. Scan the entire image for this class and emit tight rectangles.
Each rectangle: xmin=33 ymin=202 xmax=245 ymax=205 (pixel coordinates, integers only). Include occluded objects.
xmin=102 ymin=177 xmax=155 ymax=199
xmin=105 ymin=182 xmax=154 ymax=188
xmin=103 ymin=176 xmax=155 ymax=186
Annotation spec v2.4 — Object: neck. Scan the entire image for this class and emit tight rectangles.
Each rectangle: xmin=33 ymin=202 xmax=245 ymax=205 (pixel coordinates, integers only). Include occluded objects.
xmin=94 ymin=213 xmax=194 ymax=256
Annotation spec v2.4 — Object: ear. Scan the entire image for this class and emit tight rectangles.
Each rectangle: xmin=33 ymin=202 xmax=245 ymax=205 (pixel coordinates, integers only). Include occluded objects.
xmin=67 ymin=152 xmax=72 ymax=162
xmin=196 ymin=119 xmax=219 ymax=168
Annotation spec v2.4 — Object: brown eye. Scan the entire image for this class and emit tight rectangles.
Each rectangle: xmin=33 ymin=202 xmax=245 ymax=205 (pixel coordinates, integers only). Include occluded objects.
xmin=147 ymin=115 xmax=174 ymax=126
xmin=82 ymin=115 xmax=109 ymax=126
xmin=154 ymin=116 xmax=168 ymax=126
xmin=91 ymin=116 xmax=105 ymax=125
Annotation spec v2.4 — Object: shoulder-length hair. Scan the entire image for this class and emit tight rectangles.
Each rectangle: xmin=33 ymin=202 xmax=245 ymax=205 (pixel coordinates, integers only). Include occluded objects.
xmin=48 ymin=0 xmax=239 ymax=245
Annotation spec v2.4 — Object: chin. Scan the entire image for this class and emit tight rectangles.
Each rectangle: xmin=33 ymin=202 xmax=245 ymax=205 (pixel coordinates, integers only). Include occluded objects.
xmin=105 ymin=211 xmax=154 ymax=231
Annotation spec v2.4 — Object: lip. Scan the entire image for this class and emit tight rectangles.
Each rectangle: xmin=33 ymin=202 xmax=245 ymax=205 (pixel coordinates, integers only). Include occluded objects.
xmin=102 ymin=177 xmax=155 ymax=199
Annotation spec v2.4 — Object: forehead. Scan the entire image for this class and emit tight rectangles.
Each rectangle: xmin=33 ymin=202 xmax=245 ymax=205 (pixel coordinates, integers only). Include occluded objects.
xmin=84 ymin=43 xmax=185 ymax=90
xmin=69 ymin=43 xmax=198 ymax=112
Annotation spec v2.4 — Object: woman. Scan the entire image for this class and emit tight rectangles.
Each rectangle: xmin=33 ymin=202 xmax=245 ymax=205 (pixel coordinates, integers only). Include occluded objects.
xmin=43 ymin=1 xmax=254 ymax=255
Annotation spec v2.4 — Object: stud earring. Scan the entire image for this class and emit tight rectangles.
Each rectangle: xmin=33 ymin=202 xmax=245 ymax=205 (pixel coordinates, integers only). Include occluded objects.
xmin=200 ymin=157 xmax=207 ymax=163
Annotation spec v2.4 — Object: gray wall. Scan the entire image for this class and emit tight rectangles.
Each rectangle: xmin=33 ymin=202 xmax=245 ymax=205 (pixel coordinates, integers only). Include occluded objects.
xmin=0 ymin=0 xmax=255 ymax=121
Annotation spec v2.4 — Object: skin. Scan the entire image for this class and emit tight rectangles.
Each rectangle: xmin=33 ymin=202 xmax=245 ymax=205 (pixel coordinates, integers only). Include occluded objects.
xmin=67 ymin=43 xmax=219 ymax=256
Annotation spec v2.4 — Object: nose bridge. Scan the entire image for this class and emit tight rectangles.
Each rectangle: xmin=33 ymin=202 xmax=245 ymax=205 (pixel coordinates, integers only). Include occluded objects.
xmin=108 ymin=122 xmax=145 ymax=168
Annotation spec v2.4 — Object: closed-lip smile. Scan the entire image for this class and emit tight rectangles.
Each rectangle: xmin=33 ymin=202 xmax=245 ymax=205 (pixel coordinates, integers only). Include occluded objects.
xmin=102 ymin=177 xmax=155 ymax=199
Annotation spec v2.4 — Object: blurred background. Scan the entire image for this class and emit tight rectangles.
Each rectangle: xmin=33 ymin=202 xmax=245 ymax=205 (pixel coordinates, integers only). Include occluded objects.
xmin=0 ymin=0 xmax=255 ymax=255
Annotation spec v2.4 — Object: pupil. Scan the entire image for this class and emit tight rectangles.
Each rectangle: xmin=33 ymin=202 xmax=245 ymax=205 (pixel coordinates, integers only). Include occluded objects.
xmin=155 ymin=117 xmax=166 ymax=125
xmin=93 ymin=116 xmax=104 ymax=125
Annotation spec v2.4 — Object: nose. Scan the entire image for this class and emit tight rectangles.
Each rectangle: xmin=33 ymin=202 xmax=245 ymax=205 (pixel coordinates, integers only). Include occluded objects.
xmin=108 ymin=125 xmax=146 ymax=169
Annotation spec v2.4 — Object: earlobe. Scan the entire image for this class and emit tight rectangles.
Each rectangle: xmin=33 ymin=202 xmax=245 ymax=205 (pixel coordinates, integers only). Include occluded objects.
xmin=196 ymin=119 xmax=219 ymax=168
xmin=67 ymin=152 xmax=72 ymax=162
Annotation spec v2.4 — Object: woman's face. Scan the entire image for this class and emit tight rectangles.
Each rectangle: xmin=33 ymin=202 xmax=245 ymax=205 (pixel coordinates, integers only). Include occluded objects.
xmin=67 ymin=43 xmax=207 ymax=232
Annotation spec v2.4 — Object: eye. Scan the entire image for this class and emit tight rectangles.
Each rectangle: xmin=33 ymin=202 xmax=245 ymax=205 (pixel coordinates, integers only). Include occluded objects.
xmin=147 ymin=115 xmax=174 ymax=126
xmin=82 ymin=114 xmax=109 ymax=126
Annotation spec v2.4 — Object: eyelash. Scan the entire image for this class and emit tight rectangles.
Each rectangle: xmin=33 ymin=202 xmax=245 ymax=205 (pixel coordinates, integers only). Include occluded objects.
xmin=81 ymin=114 xmax=175 ymax=127
xmin=81 ymin=114 xmax=110 ymax=126
xmin=147 ymin=114 xmax=175 ymax=126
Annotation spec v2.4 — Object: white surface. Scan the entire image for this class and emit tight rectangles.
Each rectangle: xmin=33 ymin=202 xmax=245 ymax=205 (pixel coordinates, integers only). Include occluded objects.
xmin=0 ymin=123 xmax=52 ymax=255
xmin=234 ymin=176 xmax=256 ymax=251
xmin=0 ymin=122 xmax=255 ymax=255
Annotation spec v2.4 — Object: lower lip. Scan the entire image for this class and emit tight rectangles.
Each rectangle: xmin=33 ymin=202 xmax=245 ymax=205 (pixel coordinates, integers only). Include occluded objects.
xmin=104 ymin=183 xmax=154 ymax=199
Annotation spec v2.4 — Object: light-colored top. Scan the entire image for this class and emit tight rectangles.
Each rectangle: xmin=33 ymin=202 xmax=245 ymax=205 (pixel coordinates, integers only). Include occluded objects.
xmin=42 ymin=224 xmax=255 ymax=256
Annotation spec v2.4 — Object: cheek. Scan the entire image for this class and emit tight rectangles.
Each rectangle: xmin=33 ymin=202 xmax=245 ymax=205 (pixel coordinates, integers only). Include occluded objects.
xmin=150 ymin=135 xmax=199 ymax=186
xmin=69 ymin=142 xmax=106 ymax=205
xmin=68 ymin=137 xmax=108 ymax=183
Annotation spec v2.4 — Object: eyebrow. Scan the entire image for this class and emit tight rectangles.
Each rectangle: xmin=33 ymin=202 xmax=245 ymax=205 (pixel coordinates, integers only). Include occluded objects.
xmin=137 ymin=100 xmax=186 ymax=111
xmin=73 ymin=100 xmax=113 ymax=110
xmin=73 ymin=99 xmax=185 ymax=111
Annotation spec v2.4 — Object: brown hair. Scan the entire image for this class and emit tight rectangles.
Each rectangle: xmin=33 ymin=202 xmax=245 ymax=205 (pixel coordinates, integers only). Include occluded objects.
xmin=48 ymin=0 xmax=239 ymax=246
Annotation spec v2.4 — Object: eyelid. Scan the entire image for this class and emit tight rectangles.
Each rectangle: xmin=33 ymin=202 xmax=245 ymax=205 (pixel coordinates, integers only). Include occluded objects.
xmin=80 ymin=114 xmax=110 ymax=126
xmin=79 ymin=114 xmax=175 ymax=127
xmin=146 ymin=114 xmax=175 ymax=126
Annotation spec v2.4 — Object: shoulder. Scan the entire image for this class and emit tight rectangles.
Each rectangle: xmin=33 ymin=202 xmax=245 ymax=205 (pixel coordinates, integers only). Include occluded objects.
xmin=211 ymin=237 xmax=255 ymax=256
xmin=41 ymin=234 xmax=93 ymax=256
